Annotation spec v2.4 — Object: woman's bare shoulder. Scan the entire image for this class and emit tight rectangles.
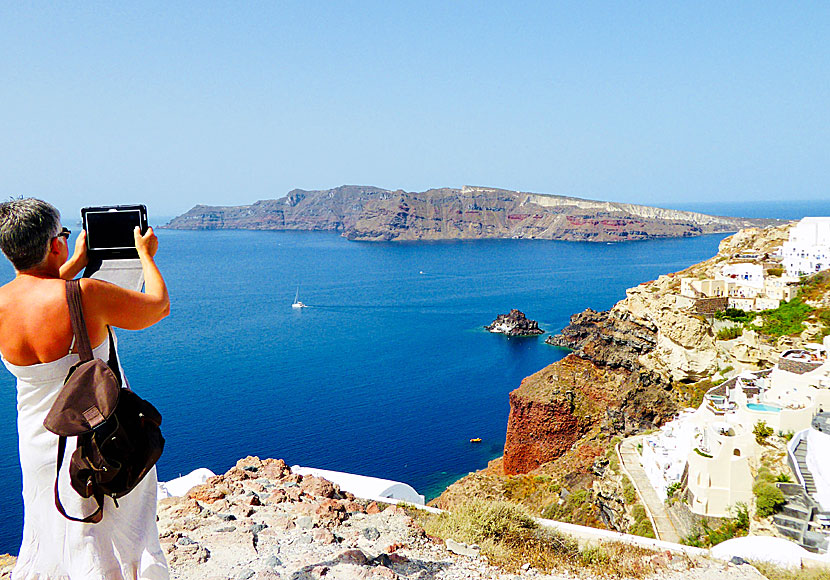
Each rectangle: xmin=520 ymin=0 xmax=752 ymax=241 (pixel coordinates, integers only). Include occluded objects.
xmin=78 ymin=277 xmax=120 ymax=295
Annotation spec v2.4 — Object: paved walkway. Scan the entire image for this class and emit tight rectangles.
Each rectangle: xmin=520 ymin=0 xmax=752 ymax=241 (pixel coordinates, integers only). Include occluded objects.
xmin=617 ymin=435 xmax=682 ymax=544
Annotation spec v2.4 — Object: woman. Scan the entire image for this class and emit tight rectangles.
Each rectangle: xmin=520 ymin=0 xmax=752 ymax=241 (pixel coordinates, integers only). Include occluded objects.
xmin=0 ymin=198 xmax=170 ymax=579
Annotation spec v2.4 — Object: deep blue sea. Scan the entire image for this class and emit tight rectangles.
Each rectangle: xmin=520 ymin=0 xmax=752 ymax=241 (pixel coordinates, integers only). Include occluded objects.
xmin=0 ymin=199 xmax=827 ymax=553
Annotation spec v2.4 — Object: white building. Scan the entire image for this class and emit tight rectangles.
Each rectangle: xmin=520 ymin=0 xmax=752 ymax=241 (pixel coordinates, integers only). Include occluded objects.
xmin=642 ymin=410 xmax=697 ymax=499
xmin=781 ymin=217 xmax=830 ymax=277
xmin=763 ymin=275 xmax=800 ymax=303
xmin=678 ymin=263 xmax=799 ymax=312
xmin=640 ymin=336 xmax=830 ymax=518
xmin=720 ymin=263 xmax=765 ymax=291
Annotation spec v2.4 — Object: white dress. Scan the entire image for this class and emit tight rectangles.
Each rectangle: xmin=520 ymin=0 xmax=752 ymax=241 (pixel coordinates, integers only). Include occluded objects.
xmin=3 ymin=336 xmax=169 ymax=580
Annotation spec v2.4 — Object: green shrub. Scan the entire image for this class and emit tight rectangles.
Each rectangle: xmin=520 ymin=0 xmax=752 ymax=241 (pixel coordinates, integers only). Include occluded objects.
xmin=733 ymin=503 xmax=750 ymax=531
xmin=766 ymin=267 xmax=784 ymax=277
xmin=716 ymin=326 xmax=743 ymax=340
xmin=681 ymin=503 xmax=749 ymax=547
xmin=715 ymin=308 xmax=755 ymax=323
xmin=754 ymin=482 xmax=785 ymax=517
xmin=628 ymin=504 xmax=655 ymax=538
xmin=632 ymin=518 xmax=655 ymax=538
xmin=758 ymin=298 xmax=814 ymax=337
xmin=579 ymin=545 xmax=610 ymax=566
xmin=622 ymin=477 xmax=637 ymax=504
xmin=817 ymin=309 xmax=830 ymax=338
xmin=425 ymin=499 xmax=537 ymax=545
xmin=754 ymin=421 xmax=774 ymax=444
xmin=778 ymin=430 xmax=795 ymax=442
xmin=666 ymin=481 xmax=682 ymax=499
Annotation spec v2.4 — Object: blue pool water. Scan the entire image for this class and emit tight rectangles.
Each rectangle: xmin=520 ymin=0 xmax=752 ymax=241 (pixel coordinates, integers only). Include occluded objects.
xmin=747 ymin=403 xmax=783 ymax=413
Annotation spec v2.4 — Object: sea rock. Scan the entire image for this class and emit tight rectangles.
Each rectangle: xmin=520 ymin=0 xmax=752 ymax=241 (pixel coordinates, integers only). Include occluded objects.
xmin=485 ymin=309 xmax=544 ymax=336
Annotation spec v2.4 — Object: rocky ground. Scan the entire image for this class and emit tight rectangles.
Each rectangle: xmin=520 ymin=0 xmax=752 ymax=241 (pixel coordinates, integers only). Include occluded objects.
xmin=160 ymin=458 xmax=768 ymax=579
xmin=0 ymin=456 xmax=786 ymax=579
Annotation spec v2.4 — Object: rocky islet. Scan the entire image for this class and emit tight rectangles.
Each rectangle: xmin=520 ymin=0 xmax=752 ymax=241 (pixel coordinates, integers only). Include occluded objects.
xmin=485 ymin=310 xmax=544 ymax=337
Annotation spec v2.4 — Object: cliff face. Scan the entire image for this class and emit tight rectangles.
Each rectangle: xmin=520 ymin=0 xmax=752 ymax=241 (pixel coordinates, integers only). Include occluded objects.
xmin=499 ymin=225 xmax=800 ymax=480
xmin=546 ymin=308 xmax=657 ymax=370
xmin=165 ymin=185 xmax=779 ymax=242
xmin=502 ymin=355 xmax=676 ymax=475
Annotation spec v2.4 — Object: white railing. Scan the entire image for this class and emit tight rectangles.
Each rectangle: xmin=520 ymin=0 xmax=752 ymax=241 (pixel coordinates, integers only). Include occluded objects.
xmin=787 ymin=429 xmax=809 ymax=490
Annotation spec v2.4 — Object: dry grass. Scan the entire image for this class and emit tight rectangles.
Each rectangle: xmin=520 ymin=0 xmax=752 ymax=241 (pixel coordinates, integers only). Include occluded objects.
xmin=673 ymin=379 xmax=714 ymax=409
xmin=751 ymin=561 xmax=830 ymax=580
xmin=419 ymin=499 xmax=661 ymax=577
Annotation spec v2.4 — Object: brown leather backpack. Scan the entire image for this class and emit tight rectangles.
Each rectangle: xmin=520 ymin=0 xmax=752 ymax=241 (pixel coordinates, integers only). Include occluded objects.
xmin=42 ymin=279 xmax=164 ymax=523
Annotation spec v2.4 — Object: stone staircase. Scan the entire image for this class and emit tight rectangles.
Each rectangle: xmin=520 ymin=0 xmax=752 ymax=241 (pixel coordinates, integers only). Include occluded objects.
xmin=776 ymin=425 xmax=830 ymax=554
xmin=774 ymin=484 xmax=829 ymax=553
xmin=793 ymin=438 xmax=817 ymax=494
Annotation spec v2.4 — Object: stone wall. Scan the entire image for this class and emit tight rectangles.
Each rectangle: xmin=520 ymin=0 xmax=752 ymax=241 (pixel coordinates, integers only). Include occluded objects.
xmin=692 ymin=297 xmax=729 ymax=315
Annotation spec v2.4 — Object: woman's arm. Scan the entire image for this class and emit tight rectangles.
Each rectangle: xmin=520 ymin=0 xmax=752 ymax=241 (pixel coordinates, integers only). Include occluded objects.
xmin=59 ymin=231 xmax=89 ymax=280
xmin=81 ymin=227 xmax=170 ymax=330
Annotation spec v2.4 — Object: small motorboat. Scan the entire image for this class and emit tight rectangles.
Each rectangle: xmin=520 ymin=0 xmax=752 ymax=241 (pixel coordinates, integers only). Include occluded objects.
xmin=470 ymin=438 xmax=482 ymax=443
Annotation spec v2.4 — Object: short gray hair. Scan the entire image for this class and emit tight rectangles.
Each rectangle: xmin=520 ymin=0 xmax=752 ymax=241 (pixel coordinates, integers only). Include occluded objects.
xmin=0 ymin=198 xmax=62 ymax=271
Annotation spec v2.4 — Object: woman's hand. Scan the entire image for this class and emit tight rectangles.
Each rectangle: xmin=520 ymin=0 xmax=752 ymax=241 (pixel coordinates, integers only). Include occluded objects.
xmin=59 ymin=230 xmax=89 ymax=279
xmin=134 ymin=226 xmax=159 ymax=259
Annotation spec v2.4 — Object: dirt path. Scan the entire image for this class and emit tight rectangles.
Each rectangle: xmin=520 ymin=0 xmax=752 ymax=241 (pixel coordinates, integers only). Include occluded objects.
xmin=617 ymin=435 xmax=683 ymax=544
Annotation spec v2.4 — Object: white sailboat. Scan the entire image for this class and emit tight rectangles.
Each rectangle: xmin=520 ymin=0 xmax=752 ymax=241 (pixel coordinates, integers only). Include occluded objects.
xmin=291 ymin=286 xmax=307 ymax=309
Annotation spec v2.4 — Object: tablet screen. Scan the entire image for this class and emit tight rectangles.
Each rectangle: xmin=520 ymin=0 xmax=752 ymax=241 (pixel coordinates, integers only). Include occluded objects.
xmin=85 ymin=209 xmax=143 ymax=251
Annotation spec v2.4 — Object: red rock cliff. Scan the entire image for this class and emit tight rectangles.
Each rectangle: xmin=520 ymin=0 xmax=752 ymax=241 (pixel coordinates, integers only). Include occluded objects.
xmin=503 ymin=354 xmax=676 ymax=475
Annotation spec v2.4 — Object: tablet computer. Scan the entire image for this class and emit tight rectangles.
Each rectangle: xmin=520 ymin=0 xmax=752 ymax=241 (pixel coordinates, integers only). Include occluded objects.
xmin=82 ymin=205 xmax=148 ymax=260
xmin=81 ymin=205 xmax=148 ymax=291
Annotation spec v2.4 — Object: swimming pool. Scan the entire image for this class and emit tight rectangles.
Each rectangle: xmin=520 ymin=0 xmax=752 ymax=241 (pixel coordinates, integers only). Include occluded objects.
xmin=747 ymin=403 xmax=783 ymax=413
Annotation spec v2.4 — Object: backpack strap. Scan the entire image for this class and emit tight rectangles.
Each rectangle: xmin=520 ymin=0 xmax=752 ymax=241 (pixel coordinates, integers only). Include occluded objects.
xmin=65 ymin=279 xmax=121 ymax=386
xmin=53 ymin=436 xmax=104 ymax=524
xmin=65 ymin=280 xmax=93 ymax=362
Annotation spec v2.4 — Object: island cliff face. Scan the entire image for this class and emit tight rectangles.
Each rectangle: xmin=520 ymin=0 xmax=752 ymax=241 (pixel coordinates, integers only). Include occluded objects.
xmin=165 ymin=185 xmax=777 ymax=242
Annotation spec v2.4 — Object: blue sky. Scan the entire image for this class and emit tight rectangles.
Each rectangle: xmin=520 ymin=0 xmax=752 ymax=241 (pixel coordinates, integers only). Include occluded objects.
xmin=1 ymin=2 xmax=828 ymax=219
